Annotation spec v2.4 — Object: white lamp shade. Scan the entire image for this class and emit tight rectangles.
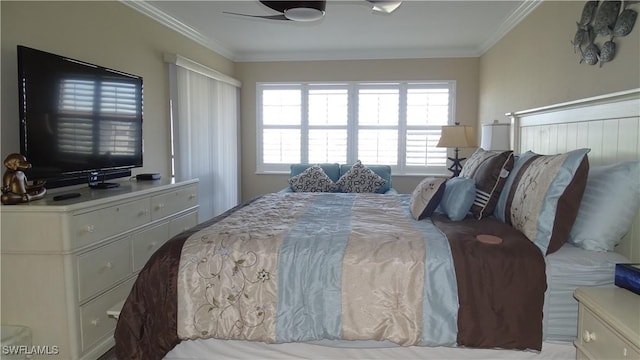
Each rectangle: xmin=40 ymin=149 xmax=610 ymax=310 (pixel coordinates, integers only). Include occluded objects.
xmin=481 ymin=123 xmax=510 ymax=151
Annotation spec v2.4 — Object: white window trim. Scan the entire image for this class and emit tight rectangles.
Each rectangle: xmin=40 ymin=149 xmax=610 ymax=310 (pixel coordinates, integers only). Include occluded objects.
xmin=257 ymin=81 xmax=456 ymax=175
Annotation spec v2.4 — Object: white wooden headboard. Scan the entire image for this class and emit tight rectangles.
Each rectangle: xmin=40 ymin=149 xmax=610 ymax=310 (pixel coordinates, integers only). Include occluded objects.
xmin=507 ymin=88 xmax=640 ymax=262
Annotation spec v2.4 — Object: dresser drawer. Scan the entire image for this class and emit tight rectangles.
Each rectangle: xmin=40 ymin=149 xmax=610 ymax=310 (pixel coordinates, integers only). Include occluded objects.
xmin=577 ymin=304 xmax=640 ymax=359
xmin=72 ymin=199 xmax=151 ymax=248
xmin=151 ymin=185 xmax=198 ymax=221
xmin=80 ymin=278 xmax=135 ymax=352
xmin=131 ymin=223 xmax=169 ymax=272
xmin=169 ymin=211 xmax=198 ymax=239
xmin=77 ymin=239 xmax=133 ymax=302
xmin=576 ymin=347 xmax=589 ymax=360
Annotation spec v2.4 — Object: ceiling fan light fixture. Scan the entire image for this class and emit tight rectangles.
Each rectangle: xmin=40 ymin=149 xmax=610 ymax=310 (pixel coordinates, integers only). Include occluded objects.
xmin=370 ymin=1 xmax=402 ymax=14
xmin=284 ymin=7 xmax=325 ymax=21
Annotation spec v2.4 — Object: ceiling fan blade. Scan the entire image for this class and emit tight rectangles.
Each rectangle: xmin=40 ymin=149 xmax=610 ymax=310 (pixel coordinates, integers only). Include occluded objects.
xmin=223 ymin=12 xmax=290 ymax=21
xmin=367 ymin=0 xmax=402 ymax=14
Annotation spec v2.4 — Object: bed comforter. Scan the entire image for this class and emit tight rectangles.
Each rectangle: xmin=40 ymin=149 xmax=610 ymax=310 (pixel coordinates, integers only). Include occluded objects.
xmin=115 ymin=193 xmax=546 ymax=360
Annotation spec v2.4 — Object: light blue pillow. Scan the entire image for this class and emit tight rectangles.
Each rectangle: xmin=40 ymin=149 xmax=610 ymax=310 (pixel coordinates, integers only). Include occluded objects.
xmin=439 ymin=177 xmax=476 ymax=221
xmin=568 ymin=161 xmax=640 ymax=252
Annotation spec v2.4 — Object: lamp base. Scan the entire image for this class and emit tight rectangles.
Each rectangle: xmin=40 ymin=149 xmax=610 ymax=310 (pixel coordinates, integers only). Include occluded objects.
xmin=447 ymin=148 xmax=466 ymax=177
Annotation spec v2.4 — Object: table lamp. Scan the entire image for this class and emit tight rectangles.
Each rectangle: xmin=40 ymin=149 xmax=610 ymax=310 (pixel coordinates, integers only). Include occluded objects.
xmin=436 ymin=122 xmax=477 ymax=177
xmin=481 ymin=121 xmax=511 ymax=151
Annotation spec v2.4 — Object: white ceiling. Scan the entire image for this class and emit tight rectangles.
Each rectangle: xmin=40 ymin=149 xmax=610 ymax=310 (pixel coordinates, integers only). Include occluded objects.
xmin=124 ymin=0 xmax=541 ymax=62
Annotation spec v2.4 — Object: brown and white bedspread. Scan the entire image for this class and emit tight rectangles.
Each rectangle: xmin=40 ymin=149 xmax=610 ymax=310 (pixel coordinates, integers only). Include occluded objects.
xmin=115 ymin=193 xmax=546 ymax=360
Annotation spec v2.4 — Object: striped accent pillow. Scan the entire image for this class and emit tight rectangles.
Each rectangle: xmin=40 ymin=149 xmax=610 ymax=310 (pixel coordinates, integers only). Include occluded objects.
xmin=460 ymin=148 xmax=514 ymax=219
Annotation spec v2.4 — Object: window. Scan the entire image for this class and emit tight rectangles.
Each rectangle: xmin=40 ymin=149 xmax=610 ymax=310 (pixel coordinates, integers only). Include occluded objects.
xmin=257 ymin=81 xmax=455 ymax=174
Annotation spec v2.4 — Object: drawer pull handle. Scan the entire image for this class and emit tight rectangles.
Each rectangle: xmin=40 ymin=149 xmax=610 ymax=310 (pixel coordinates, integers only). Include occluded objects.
xmin=189 ymin=193 xmax=196 ymax=200
xmin=149 ymin=242 xmax=158 ymax=249
xmin=86 ymin=225 xmax=95 ymax=233
xmin=156 ymin=203 xmax=165 ymax=210
xmin=105 ymin=261 xmax=113 ymax=270
xmin=91 ymin=318 xmax=100 ymax=327
xmin=140 ymin=209 xmax=150 ymax=216
xmin=582 ymin=330 xmax=596 ymax=343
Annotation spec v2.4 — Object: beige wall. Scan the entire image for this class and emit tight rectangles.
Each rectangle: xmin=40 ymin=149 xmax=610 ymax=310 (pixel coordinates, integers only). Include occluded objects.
xmin=1 ymin=1 xmax=234 ymax=180
xmin=236 ymin=58 xmax=480 ymax=200
xmin=479 ymin=0 xmax=640 ymax=126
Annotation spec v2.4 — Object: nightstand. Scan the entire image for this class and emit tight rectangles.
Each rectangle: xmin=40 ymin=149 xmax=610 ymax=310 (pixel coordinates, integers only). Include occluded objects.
xmin=574 ymin=287 xmax=640 ymax=360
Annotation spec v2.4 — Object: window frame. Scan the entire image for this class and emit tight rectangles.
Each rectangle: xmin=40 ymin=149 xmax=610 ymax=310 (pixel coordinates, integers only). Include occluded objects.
xmin=256 ymin=81 xmax=456 ymax=175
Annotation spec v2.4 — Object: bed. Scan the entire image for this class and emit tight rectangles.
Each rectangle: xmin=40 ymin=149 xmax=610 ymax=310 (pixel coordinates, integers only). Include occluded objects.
xmin=114 ymin=89 xmax=640 ymax=359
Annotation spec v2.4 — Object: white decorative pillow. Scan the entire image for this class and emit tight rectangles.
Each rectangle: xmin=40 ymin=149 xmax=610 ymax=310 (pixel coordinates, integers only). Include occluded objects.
xmin=288 ymin=164 xmax=338 ymax=192
xmin=568 ymin=161 xmax=640 ymax=252
xmin=336 ymin=160 xmax=387 ymax=193
xmin=409 ymin=177 xmax=447 ymax=220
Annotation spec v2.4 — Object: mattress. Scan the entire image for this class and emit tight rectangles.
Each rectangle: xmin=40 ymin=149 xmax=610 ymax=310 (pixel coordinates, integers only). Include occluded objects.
xmin=543 ymin=242 xmax=629 ymax=341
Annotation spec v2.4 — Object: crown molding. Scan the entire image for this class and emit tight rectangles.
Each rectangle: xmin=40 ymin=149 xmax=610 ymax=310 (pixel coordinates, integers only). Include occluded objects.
xmin=122 ymin=0 xmax=540 ymax=62
xmin=233 ymin=47 xmax=480 ymax=62
xmin=477 ymin=0 xmax=543 ymax=55
xmin=120 ymin=0 xmax=235 ymax=60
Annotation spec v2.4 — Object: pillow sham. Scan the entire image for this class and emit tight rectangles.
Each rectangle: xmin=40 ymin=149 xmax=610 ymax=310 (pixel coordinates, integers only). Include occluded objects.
xmin=290 ymin=163 xmax=340 ymax=182
xmin=409 ymin=177 xmax=447 ymax=220
xmin=496 ymin=148 xmax=590 ymax=255
xmin=339 ymin=164 xmax=392 ymax=194
xmin=439 ymin=177 xmax=476 ymax=221
xmin=288 ymin=164 xmax=338 ymax=192
xmin=336 ymin=160 xmax=387 ymax=193
xmin=459 ymin=148 xmax=514 ymax=220
xmin=568 ymin=160 xmax=640 ymax=252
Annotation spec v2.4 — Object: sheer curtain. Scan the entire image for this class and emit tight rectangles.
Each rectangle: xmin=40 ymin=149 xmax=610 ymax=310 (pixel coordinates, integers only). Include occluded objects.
xmin=167 ymin=54 xmax=240 ymax=221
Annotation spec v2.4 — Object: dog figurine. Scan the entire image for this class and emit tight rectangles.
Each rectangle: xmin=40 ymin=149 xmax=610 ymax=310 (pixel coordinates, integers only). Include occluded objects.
xmin=1 ymin=153 xmax=46 ymax=205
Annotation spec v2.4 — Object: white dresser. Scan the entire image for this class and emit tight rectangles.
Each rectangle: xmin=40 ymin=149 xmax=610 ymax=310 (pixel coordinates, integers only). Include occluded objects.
xmin=0 ymin=179 xmax=199 ymax=360
xmin=574 ymin=287 xmax=640 ymax=360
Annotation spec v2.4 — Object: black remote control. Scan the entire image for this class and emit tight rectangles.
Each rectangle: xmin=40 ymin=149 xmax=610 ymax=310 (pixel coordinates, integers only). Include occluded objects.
xmin=53 ymin=193 xmax=82 ymax=201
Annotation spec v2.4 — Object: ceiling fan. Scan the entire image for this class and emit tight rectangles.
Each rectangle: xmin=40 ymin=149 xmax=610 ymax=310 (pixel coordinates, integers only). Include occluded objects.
xmin=224 ymin=1 xmax=402 ymax=22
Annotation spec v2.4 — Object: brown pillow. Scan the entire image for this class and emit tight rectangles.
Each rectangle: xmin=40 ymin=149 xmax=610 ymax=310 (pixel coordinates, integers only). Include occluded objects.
xmin=459 ymin=148 xmax=514 ymax=219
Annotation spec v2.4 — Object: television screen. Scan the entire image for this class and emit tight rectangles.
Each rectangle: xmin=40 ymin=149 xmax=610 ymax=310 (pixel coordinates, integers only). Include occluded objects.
xmin=17 ymin=45 xmax=143 ymax=187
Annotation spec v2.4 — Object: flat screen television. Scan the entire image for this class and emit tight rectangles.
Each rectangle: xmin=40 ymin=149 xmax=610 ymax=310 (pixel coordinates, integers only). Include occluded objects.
xmin=17 ymin=45 xmax=143 ymax=189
